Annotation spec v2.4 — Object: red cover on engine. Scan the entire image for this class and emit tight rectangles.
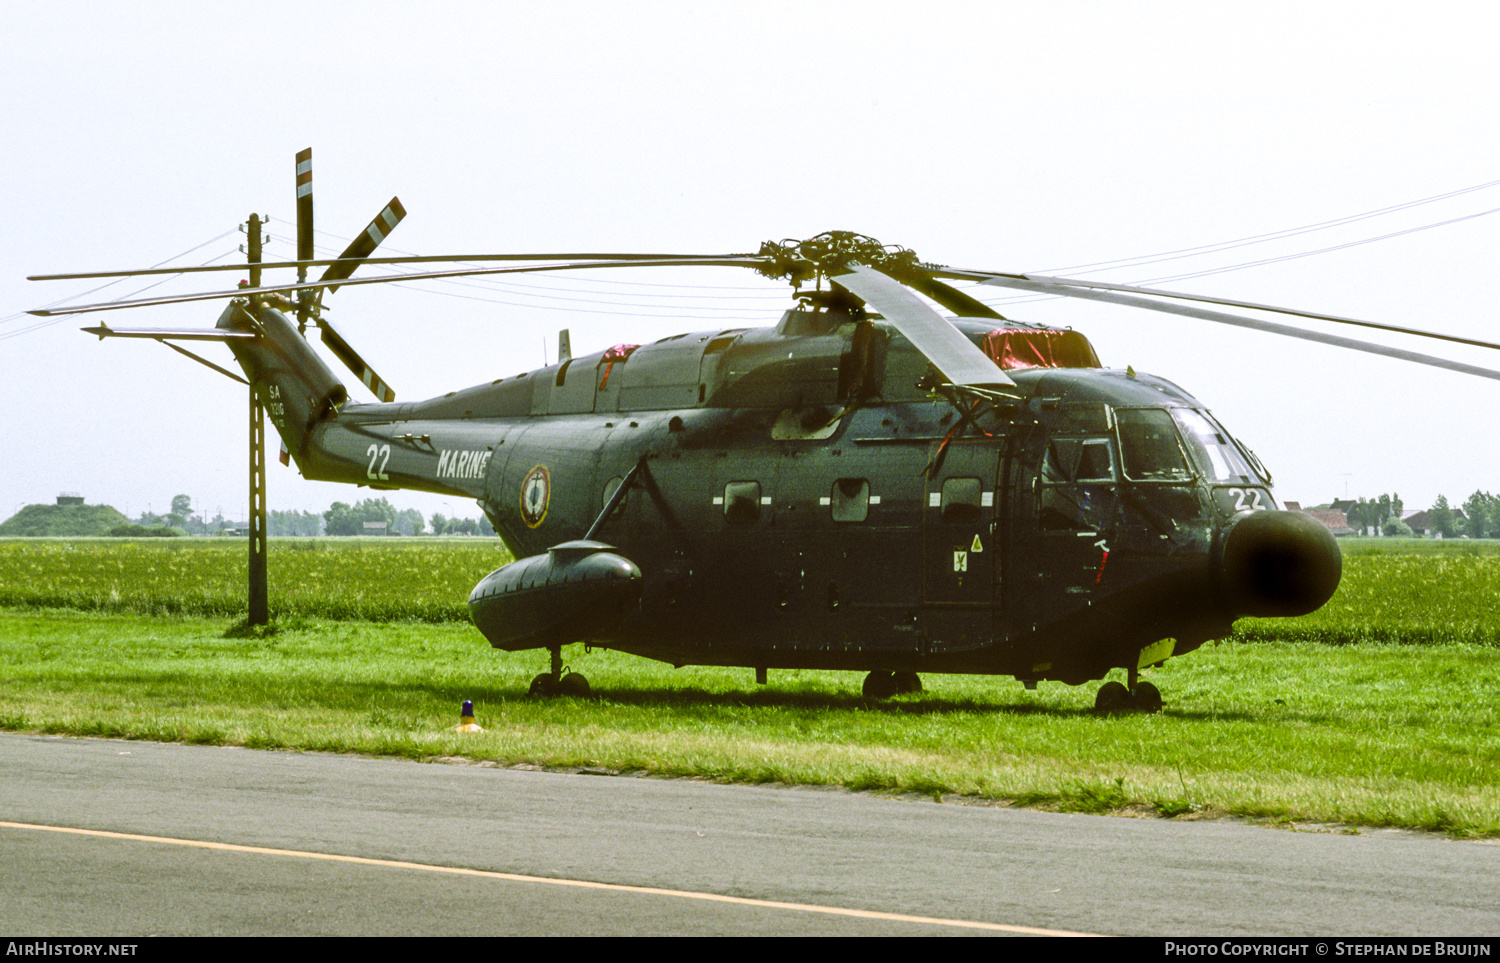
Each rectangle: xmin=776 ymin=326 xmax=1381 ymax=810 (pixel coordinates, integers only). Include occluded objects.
xmin=980 ymin=328 xmax=1100 ymax=370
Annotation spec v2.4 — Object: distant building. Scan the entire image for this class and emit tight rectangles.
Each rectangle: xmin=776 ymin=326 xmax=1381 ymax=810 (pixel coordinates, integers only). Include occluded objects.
xmin=56 ymin=493 xmax=84 ymax=506
xmin=1402 ymin=508 xmax=1466 ymax=538
xmin=362 ymin=521 xmax=390 ymax=535
xmin=1289 ymin=505 xmax=1354 ymax=536
xmin=1305 ymin=509 xmax=1354 ymax=536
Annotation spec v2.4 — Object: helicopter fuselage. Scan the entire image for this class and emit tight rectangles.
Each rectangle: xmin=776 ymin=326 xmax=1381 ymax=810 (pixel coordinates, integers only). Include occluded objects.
xmin=228 ymin=301 xmax=1340 ymax=687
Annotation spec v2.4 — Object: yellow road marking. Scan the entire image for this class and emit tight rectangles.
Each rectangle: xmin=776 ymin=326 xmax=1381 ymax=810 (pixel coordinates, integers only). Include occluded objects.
xmin=1 ymin=819 xmax=1100 ymax=936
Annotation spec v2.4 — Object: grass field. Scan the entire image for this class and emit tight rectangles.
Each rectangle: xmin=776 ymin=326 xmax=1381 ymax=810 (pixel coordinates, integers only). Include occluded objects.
xmin=1 ymin=536 xmax=1497 ymax=836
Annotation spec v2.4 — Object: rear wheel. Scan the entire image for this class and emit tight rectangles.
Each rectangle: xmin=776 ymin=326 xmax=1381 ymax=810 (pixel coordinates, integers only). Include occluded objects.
xmin=1094 ymin=680 xmax=1130 ymax=713
xmin=1131 ymin=680 xmax=1162 ymax=714
xmin=862 ymin=670 xmax=898 ymax=700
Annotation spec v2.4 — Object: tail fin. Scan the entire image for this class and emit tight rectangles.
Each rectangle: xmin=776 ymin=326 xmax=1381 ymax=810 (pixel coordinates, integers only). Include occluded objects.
xmin=217 ymin=301 xmax=347 ymax=462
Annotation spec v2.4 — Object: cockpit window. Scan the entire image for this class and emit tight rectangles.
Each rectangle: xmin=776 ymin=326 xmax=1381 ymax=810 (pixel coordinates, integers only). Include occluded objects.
xmin=1044 ymin=437 xmax=1115 ymax=483
xmin=1116 ymin=409 xmax=1193 ymax=482
xmin=1172 ymin=409 xmax=1261 ymax=484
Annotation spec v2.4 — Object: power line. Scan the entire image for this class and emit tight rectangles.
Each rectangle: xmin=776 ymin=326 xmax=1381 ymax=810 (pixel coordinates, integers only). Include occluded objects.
xmin=5 ymin=235 xmax=242 ymax=342
xmin=1030 ymin=176 xmax=1500 ymax=276
xmin=972 ymin=194 xmax=1500 ymax=308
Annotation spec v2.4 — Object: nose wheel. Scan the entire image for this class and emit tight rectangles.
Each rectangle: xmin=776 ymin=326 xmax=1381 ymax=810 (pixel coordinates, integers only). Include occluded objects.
xmin=1094 ymin=670 xmax=1162 ymax=714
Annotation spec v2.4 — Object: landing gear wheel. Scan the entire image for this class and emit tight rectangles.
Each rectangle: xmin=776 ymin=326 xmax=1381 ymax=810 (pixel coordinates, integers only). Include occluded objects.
xmin=1131 ymin=680 xmax=1162 ymax=714
xmin=1094 ymin=680 xmax=1130 ymax=713
xmin=862 ymin=670 xmax=899 ymax=700
xmin=529 ymin=671 xmax=591 ymax=698
xmin=892 ymin=671 xmax=922 ymax=694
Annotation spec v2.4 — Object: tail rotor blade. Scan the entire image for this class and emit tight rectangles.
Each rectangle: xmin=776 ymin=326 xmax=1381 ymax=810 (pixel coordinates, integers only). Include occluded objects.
xmin=321 ymin=198 xmax=407 ymax=293
xmin=295 ymin=148 xmax=314 ymax=266
xmin=320 ymin=319 xmax=396 ymax=403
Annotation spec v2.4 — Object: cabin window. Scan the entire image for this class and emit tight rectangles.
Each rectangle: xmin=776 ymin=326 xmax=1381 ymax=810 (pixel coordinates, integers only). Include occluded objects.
xmin=1116 ymin=409 xmax=1193 ymax=482
xmin=723 ymin=481 xmax=761 ymax=524
xmin=940 ymin=477 xmax=983 ymax=523
xmin=1040 ymin=435 xmax=1117 ymax=533
xmin=830 ymin=478 xmax=869 ymax=522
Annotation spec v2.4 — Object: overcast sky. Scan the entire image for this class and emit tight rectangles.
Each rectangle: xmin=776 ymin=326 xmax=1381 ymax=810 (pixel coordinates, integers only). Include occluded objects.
xmin=5 ymin=1 xmax=1500 ymax=524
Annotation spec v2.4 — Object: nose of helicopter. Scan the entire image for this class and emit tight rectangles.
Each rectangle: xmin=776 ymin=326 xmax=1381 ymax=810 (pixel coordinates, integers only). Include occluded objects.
xmin=1218 ymin=509 xmax=1342 ymax=618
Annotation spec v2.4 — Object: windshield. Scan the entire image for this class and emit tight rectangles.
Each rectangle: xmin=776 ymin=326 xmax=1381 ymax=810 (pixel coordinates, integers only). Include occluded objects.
xmin=1172 ymin=409 xmax=1263 ymax=484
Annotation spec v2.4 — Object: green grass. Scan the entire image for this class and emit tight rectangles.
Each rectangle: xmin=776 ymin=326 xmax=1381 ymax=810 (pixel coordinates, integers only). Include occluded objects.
xmin=0 ymin=537 xmax=506 ymax=621
xmin=1238 ymin=540 xmax=1500 ymax=646
xmin=0 ymin=535 xmax=1496 ymax=836
xmin=0 ymin=606 xmax=1495 ymax=837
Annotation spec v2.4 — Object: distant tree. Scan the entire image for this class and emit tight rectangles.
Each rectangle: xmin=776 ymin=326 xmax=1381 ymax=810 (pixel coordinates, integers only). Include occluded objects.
xmin=429 ymin=513 xmax=448 ymax=536
xmin=172 ymin=494 xmax=192 ymax=518
xmin=394 ymin=508 xmax=425 ymax=536
xmin=107 ymin=523 xmax=182 ymax=538
xmin=269 ymin=509 xmax=322 ymax=537
xmin=324 ymin=498 xmax=397 ymax=535
xmin=1382 ymin=518 xmax=1413 ymax=537
xmin=1345 ymin=498 xmax=1374 ymax=535
xmin=1430 ymin=495 xmax=1456 ymax=539
xmin=1463 ymin=491 xmax=1500 ymax=539
xmin=323 ymin=502 xmax=358 ymax=536
xmin=479 ymin=514 xmax=495 ymax=536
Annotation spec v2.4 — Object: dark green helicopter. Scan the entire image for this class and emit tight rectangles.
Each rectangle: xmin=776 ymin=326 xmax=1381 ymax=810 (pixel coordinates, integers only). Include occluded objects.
xmin=34 ymin=152 xmax=1500 ymax=712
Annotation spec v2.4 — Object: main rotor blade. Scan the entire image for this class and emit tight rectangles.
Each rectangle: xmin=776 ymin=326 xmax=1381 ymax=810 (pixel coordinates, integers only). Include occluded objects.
xmin=976 ymin=275 xmax=1500 ymax=383
xmin=29 ymin=252 xmax=751 ymax=282
xmin=902 ymin=272 xmax=1006 ymax=320
xmin=830 ymin=263 xmax=1015 ymax=389
xmin=320 ymin=198 xmax=407 ymax=293
xmin=77 ymin=326 xmax=257 ymax=341
xmin=320 ymin=319 xmax=395 ymax=403
xmin=28 ymin=257 xmax=765 ymax=316
xmin=939 ymin=268 xmax=1500 ymax=354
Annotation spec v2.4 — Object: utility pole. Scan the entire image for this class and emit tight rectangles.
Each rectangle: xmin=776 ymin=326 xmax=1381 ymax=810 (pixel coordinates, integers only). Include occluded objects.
xmin=246 ymin=212 xmax=269 ymax=625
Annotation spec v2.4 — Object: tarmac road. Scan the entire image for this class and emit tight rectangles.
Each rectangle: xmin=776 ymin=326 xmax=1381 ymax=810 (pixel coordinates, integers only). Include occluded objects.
xmin=0 ymin=733 xmax=1495 ymax=937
